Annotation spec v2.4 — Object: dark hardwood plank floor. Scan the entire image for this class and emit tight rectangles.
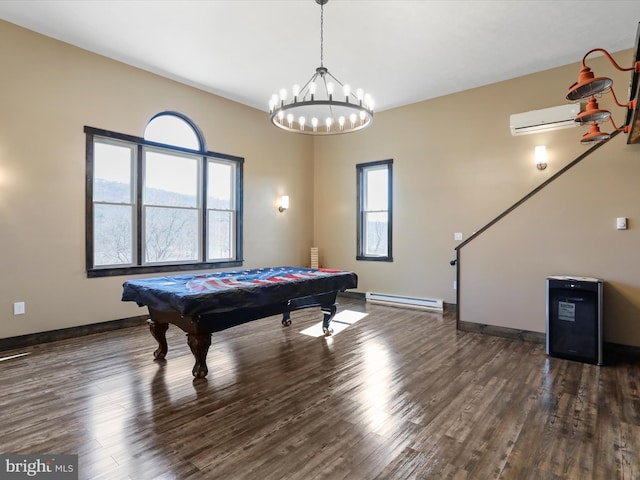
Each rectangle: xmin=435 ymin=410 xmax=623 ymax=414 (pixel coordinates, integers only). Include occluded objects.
xmin=1 ymin=298 xmax=639 ymax=479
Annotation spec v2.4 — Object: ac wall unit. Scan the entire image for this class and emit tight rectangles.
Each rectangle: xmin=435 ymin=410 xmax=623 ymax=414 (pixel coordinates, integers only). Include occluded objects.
xmin=510 ymin=104 xmax=583 ymax=136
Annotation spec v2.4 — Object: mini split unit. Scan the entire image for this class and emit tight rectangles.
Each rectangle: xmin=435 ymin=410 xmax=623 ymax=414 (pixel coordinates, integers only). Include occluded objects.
xmin=510 ymin=104 xmax=583 ymax=136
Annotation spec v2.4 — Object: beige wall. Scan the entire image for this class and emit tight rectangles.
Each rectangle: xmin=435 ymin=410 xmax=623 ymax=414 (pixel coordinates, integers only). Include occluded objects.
xmin=458 ymin=53 xmax=640 ymax=346
xmin=0 ymin=20 xmax=314 ymax=339
xmin=313 ymin=49 xmax=640 ymax=346
xmin=460 ymin=142 xmax=640 ymax=344
xmin=2 ymin=19 xmax=639 ymax=347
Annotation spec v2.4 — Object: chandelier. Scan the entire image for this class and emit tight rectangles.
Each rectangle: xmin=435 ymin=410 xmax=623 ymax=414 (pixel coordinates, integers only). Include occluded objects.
xmin=268 ymin=0 xmax=374 ymax=135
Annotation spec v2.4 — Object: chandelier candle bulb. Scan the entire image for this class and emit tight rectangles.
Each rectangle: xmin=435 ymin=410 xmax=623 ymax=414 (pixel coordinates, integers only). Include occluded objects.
xmin=366 ymin=96 xmax=374 ymax=110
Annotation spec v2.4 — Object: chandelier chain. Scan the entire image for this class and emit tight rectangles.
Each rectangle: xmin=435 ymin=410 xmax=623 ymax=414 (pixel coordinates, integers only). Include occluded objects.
xmin=320 ymin=2 xmax=324 ymax=68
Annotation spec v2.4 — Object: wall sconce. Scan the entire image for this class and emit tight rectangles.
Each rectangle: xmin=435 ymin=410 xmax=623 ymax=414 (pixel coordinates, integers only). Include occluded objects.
xmin=278 ymin=195 xmax=289 ymax=212
xmin=579 ymin=121 xmax=612 ymax=145
xmin=574 ymin=92 xmax=636 ymax=144
xmin=566 ymin=47 xmax=640 ymax=144
xmin=535 ymin=145 xmax=547 ymax=170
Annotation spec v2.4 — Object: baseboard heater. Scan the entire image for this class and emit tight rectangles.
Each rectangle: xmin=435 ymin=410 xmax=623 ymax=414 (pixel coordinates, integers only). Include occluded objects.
xmin=365 ymin=292 xmax=443 ymax=312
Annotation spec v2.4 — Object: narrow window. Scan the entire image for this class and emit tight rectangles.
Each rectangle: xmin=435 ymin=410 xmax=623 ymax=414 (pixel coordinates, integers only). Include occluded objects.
xmin=357 ymin=159 xmax=393 ymax=261
xmin=207 ymin=160 xmax=236 ymax=261
xmin=92 ymin=140 xmax=136 ymax=267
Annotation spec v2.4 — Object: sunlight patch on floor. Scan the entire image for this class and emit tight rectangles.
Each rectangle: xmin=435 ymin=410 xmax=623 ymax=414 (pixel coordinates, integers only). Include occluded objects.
xmin=299 ymin=310 xmax=368 ymax=337
xmin=0 ymin=352 xmax=30 ymax=362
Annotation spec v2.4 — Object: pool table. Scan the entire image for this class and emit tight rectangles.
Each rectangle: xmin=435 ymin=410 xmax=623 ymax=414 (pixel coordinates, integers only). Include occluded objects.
xmin=122 ymin=266 xmax=358 ymax=378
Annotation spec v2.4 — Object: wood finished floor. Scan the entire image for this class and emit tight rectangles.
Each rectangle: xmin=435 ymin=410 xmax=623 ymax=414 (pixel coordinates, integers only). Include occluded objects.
xmin=1 ymin=298 xmax=639 ymax=479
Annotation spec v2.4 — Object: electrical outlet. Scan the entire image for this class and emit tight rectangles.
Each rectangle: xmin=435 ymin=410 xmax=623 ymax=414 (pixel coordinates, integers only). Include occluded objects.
xmin=14 ymin=302 xmax=25 ymax=315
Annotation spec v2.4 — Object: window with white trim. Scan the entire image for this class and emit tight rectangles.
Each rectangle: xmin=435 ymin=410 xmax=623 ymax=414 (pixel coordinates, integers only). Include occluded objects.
xmin=85 ymin=112 xmax=243 ymax=277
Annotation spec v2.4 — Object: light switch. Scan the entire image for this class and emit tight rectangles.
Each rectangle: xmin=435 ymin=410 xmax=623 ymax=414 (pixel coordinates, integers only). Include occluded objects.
xmin=14 ymin=302 xmax=25 ymax=315
xmin=454 ymin=232 xmax=463 ymax=241
xmin=616 ymin=217 xmax=627 ymax=230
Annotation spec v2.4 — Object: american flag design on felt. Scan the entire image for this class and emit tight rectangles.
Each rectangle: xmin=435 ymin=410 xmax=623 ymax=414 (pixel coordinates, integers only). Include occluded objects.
xmin=185 ymin=267 xmax=344 ymax=292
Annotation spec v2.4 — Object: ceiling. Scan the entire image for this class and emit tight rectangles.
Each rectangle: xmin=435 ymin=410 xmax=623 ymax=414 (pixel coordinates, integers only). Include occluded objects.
xmin=1 ymin=1 xmax=640 ymax=113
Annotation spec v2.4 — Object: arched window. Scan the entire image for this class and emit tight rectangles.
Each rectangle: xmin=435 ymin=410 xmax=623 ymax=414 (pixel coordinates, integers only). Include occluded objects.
xmin=85 ymin=112 xmax=244 ymax=277
xmin=144 ymin=112 xmax=203 ymax=151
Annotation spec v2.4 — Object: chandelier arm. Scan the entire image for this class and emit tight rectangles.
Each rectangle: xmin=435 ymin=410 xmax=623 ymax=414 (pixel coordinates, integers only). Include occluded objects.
xmin=324 ymin=70 xmax=343 ymax=86
xmin=299 ymin=73 xmax=320 ymax=101
xmin=320 ymin=71 xmax=329 ymax=93
xmin=318 ymin=72 xmax=335 ymax=118
xmin=583 ymin=48 xmax=639 ymax=72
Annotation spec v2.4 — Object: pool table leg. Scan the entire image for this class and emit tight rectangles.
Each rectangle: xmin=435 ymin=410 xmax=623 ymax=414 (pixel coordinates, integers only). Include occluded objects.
xmin=321 ymin=304 xmax=337 ymax=336
xmin=282 ymin=311 xmax=292 ymax=327
xmin=148 ymin=320 xmax=169 ymax=360
xmin=187 ymin=332 xmax=212 ymax=379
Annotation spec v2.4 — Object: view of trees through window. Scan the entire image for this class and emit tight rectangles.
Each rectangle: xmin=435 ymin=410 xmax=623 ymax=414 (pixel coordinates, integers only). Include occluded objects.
xmin=86 ymin=113 xmax=243 ymax=276
xmin=363 ymin=166 xmax=389 ymax=256
xmin=143 ymin=150 xmax=200 ymax=264
xmin=357 ymin=160 xmax=392 ymax=261
xmin=93 ymin=141 xmax=135 ymax=266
